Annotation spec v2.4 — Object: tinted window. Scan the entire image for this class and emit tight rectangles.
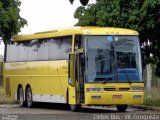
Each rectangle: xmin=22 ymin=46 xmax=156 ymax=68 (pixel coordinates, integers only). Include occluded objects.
xmin=17 ymin=45 xmax=28 ymax=61
xmin=60 ymin=37 xmax=72 ymax=59
xmin=6 ymin=36 xmax=72 ymax=62
xmin=27 ymin=40 xmax=38 ymax=61
xmin=48 ymin=38 xmax=60 ymax=60
xmin=75 ymin=35 xmax=82 ymax=49
xmin=6 ymin=43 xmax=18 ymax=62
xmin=37 ymin=40 xmax=49 ymax=60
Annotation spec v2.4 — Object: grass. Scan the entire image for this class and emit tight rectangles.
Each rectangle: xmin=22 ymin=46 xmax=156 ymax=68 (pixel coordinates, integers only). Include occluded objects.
xmin=144 ymin=87 xmax=160 ymax=106
xmin=0 ymin=86 xmax=5 ymax=103
xmin=0 ymin=59 xmax=4 ymax=103
xmin=0 ymin=59 xmax=2 ymax=85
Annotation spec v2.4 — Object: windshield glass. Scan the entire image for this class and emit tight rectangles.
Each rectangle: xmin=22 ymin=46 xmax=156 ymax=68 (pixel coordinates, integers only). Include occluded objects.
xmin=84 ymin=35 xmax=143 ymax=83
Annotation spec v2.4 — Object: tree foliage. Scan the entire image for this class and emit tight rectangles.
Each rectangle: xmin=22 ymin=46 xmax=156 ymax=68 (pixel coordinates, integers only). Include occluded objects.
xmin=74 ymin=0 xmax=160 ymax=66
xmin=0 ymin=0 xmax=27 ymax=44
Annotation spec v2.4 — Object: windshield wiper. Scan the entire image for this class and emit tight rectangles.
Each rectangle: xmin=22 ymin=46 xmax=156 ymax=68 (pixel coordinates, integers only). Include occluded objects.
xmin=102 ymin=77 xmax=112 ymax=84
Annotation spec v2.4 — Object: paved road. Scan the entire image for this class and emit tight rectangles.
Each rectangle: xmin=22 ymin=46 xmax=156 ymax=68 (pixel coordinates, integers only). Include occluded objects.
xmin=0 ymin=103 xmax=160 ymax=120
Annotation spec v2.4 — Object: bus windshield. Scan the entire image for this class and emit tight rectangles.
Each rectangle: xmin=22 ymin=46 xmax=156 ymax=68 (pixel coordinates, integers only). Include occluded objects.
xmin=84 ymin=35 xmax=143 ymax=83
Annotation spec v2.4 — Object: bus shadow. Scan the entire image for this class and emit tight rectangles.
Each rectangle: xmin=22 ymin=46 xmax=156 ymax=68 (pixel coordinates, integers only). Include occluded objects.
xmin=80 ymin=106 xmax=119 ymax=113
xmin=32 ymin=103 xmax=120 ymax=113
xmin=33 ymin=102 xmax=70 ymax=111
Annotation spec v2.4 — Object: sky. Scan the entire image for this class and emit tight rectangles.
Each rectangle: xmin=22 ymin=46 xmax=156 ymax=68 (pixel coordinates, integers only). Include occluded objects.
xmin=19 ymin=0 xmax=82 ymax=34
xmin=0 ymin=0 xmax=95 ymax=55
xmin=0 ymin=37 xmax=3 ymax=56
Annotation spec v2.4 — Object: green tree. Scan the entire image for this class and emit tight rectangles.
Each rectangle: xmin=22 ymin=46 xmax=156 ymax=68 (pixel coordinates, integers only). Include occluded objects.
xmin=74 ymin=0 xmax=160 ymax=89
xmin=0 ymin=0 xmax=27 ymax=44
xmin=74 ymin=0 xmax=160 ymax=63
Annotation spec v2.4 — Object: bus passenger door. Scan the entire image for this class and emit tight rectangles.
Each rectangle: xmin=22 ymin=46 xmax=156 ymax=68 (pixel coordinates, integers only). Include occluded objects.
xmin=68 ymin=52 xmax=85 ymax=105
xmin=75 ymin=53 xmax=85 ymax=104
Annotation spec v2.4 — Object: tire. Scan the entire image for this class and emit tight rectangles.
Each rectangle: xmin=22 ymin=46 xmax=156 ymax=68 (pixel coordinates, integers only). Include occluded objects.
xmin=70 ymin=105 xmax=81 ymax=112
xmin=116 ymin=105 xmax=128 ymax=112
xmin=18 ymin=87 xmax=25 ymax=107
xmin=26 ymin=87 xmax=33 ymax=108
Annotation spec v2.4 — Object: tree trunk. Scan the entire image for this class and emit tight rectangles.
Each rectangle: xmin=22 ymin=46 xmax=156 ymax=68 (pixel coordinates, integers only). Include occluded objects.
xmin=146 ymin=63 xmax=152 ymax=91
xmin=157 ymin=77 xmax=160 ymax=87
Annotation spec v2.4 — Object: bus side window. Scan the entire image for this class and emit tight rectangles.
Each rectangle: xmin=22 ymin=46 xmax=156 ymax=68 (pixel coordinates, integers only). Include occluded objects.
xmin=60 ymin=36 xmax=72 ymax=59
xmin=6 ymin=43 xmax=19 ymax=62
xmin=48 ymin=38 xmax=61 ymax=60
xmin=75 ymin=35 xmax=82 ymax=50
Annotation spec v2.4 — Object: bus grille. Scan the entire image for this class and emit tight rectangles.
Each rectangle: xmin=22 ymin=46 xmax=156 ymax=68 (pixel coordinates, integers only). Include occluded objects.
xmin=119 ymin=88 xmax=130 ymax=91
xmin=103 ymin=88 xmax=130 ymax=91
xmin=103 ymin=88 xmax=116 ymax=91
xmin=5 ymin=78 xmax=11 ymax=96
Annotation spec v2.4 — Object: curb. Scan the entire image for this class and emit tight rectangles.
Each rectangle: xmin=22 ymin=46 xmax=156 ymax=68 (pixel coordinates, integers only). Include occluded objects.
xmin=147 ymin=106 xmax=160 ymax=111
xmin=0 ymin=102 xmax=19 ymax=108
xmin=0 ymin=104 xmax=19 ymax=108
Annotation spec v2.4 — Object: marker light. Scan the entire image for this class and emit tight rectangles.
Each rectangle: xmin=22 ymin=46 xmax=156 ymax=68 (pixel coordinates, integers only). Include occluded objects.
xmin=86 ymin=88 xmax=104 ymax=92
xmin=130 ymin=86 xmax=144 ymax=91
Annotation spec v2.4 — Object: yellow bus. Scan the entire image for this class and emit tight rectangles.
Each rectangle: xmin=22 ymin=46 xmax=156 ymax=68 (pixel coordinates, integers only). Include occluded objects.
xmin=3 ymin=27 xmax=144 ymax=112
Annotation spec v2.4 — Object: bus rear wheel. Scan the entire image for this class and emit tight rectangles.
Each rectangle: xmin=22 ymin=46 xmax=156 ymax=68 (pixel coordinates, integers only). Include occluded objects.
xmin=116 ymin=105 xmax=128 ymax=112
xmin=26 ymin=87 xmax=33 ymax=108
xmin=18 ymin=87 xmax=25 ymax=107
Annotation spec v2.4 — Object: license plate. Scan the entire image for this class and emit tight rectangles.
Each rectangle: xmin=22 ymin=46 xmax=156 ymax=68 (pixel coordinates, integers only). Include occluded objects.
xmin=112 ymin=95 xmax=122 ymax=99
xmin=91 ymin=96 xmax=101 ymax=99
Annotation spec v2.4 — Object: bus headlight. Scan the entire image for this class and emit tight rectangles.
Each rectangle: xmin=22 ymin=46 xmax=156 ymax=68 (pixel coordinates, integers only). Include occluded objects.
xmin=86 ymin=88 xmax=104 ymax=92
xmin=130 ymin=86 xmax=144 ymax=91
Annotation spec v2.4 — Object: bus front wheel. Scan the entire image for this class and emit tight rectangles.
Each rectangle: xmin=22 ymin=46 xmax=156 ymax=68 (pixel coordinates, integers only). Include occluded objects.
xmin=26 ymin=87 xmax=33 ymax=108
xmin=18 ymin=87 xmax=25 ymax=107
xmin=70 ymin=105 xmax=81 ymax=112
xmin=116 ymin=105 xmax=128 ymax=112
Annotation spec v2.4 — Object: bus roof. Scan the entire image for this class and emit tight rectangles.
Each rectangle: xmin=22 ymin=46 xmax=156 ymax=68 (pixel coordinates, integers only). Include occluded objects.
xmin=14 ymin=26 xmax=139 ymax=42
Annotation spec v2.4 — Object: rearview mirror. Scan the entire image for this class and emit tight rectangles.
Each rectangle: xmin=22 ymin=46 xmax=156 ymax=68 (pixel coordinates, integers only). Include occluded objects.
xmin=80 ymin=0 xmax=89 ymax=6
xmin=69 ymin=0 xmax=89 ymax=6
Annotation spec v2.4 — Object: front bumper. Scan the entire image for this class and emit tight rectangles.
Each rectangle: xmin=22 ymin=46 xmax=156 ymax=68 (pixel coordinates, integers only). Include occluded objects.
xmin=85 ymin=91 xmax=144 ymax=105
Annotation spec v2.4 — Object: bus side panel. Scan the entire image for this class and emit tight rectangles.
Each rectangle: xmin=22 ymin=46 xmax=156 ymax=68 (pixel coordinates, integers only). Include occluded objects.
xmin=68 ymin=86 xmax=76 ymax=105
xmin=3 ymin=60 xmax=68 ymax=103
xmin=3 ymin=62 xmax=28 ymax=101
xmin=27 ymin=61 xmax=63 ymax=103
xmin=57 ymin=61 xmax=69 ymax=103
